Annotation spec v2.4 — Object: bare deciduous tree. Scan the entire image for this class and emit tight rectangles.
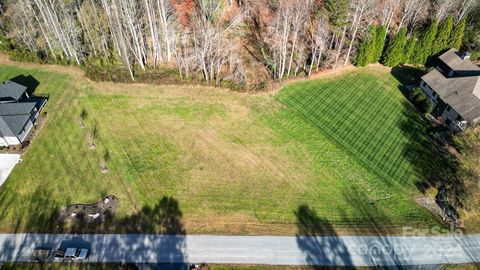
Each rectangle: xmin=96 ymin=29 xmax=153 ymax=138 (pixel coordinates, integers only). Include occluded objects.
xmin=2 ymin=0 xmax=454 ymax=83
xmin=380 ymin=0 xmax=400 ymax=36
xmin=434 ymin=0 xmax=456 ymax=21
xmin=343 ymin=0 xmax=375 ymax=65
xmin=398 ymin=0 xmax=429 ymax=34
xmin=307 ymin=17 xmax=330 ymax=76
xmin=455 ymin=0 xmax=479 ymax=22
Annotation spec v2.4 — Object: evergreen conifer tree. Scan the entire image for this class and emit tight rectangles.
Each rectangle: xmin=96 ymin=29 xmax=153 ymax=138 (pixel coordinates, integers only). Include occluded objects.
xmin=450 ymin=18 xmax=466 ymax=49
xmin=356 ymin=35 xmax=371 ymax=66
xmin=383 ymin=28 xmax=407 ymax=67
xmin=372 ymin=25 xmax=387 ymax=62
xmin=356 ymin=27 xmax=376 ymax=67
xmin=413 ymin=19 xmax=438 ymax=65
xmin=403 ymin=36 xmax=417 ymax=64
xmin=325 ymin=0 xmax=350 ymax=37
xmin=433 ymin=16 xmax=453 ymax=54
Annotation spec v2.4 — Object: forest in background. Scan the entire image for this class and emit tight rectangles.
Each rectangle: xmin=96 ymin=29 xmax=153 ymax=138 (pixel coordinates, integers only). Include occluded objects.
xmin=0 ymin=0 xmax=478 ymax=89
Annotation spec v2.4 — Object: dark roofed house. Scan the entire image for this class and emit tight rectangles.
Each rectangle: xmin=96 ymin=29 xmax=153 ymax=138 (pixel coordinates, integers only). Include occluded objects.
xmin=420 ymin=48 xmax=480 ymax=131
xmin=0 ymin=77 xmax=46 ymax=147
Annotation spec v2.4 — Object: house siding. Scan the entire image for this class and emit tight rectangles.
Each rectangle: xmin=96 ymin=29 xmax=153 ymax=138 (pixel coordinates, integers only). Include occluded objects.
xmin=17 ymin=120 xmax=33 ymax=143
xmin=0 ymin=137 xmax=7 ymax=147
xmin=420 ymin=80 xmax=438 ymax=102
xmin=0 ymin=136 xmax=20 ymax=146
xmin=420 ymin=80 xmax=465 ymax=130
xmin=441 ymin=106 xmax=460 ymax=121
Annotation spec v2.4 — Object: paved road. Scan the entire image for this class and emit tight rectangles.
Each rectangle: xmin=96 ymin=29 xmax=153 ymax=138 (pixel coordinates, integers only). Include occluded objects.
xmin=0 ymin=234 xmax=479 ymax=266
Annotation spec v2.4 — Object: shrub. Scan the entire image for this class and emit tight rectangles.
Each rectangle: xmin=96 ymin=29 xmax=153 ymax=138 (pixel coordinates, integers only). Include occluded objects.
xmin=8 ymin=48 xmax=72 ymax=66
xmin=425 ymin=186 xmax=439 ymax=199
xmin=471 ymin=50 xmax=480 ymax=61
xmin=8 ymin=49 xmax=41 ymax=63
xmin=409 ymin=87 xmax=433 ymax=114
xmin=220 ymin=80 xmax=247 ymax=92
xmin=0 ymin=33 xmax=12 ymax=52
xmin=255 ymin=81 xmax=269 ymax=91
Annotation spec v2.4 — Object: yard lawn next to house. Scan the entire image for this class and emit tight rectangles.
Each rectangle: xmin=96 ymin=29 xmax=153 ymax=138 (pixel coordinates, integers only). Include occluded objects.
xmin=277 ymin=67 xmax=450 ymax=200
xmin=0 ymin=63 xmax=437 ymax=235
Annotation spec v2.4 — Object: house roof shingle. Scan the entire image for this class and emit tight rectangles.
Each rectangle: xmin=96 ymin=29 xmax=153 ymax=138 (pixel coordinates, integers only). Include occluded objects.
xmin=0 ymin=117 xmax=14 ymax=137
xmin=0 ymin=102 xmax=36 ymax=116
xmin=439 ymin=48 xmax=480 ymax=73
xmin=0 ymin=102 xmax=36 ymax=136
xmin=0 ymin=80 xmax=27 ymax=101
xmin=0 ymin=114 xmax=31 ymax=135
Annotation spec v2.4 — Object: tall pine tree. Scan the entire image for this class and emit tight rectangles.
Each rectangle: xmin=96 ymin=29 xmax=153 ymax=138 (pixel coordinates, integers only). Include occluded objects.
xmin=433 ymin=16 xmax=453 ymax=54
xmin=325 ymin=0 xmax=350 ymax=38
xmin=450 ymin=18 xmax=466 ymax=49
xmin=413 ymin=19 xmax=438 ymax=65
xmin=356 ymin=38 xmax=370 ymax=67
xmin=372 ymin=25 xmax=387 ymax=62
xmin=356 ymin=27 xmax=376 ymax=67
xmin=404 ymin=36 xmax=417 ymax=64
xmin=383 ymin=28 xmax=407 ymax=67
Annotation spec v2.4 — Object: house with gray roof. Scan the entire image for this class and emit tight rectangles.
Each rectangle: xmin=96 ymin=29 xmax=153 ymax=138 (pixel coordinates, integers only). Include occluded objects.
xmin=420 ymin=48 xmax=480 ymax=131
xmin=0 ymin=79 xmax=46 ymax=147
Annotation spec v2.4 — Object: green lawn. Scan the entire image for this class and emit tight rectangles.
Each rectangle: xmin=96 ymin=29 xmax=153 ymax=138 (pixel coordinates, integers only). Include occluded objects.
xmin=0 ymin=64 xmax=436 ymax=234
xmin=277 ymin=68 xmax=447 ymax=192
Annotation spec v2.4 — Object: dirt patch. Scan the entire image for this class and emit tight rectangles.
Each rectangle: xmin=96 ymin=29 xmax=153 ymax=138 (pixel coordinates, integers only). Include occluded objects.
xmin=59 ymin=195 xmax=118 ymax=224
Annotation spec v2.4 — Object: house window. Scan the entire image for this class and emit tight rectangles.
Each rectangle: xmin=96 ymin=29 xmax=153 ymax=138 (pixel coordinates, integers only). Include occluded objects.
xmin=446 ymin=105 xmax=451 ymax=112
xmin=456 ymin=115 xmax=462 ymax=121
xmin=432 ymin=92 xmax=437 ymax=97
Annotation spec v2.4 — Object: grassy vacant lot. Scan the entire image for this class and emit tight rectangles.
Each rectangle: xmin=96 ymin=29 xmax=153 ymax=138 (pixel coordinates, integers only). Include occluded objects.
xmin=0 ymin=63 xmax=436 ymax=234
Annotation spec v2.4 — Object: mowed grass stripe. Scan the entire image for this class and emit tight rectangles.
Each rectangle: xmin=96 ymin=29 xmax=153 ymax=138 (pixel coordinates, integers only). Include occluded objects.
xmin=277 ymin=69 xmax=429 ymax=190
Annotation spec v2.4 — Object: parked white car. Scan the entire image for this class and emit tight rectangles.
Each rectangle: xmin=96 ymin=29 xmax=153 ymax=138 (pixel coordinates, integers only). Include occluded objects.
xmin=63 ymin=248 xmax=89 ymax=260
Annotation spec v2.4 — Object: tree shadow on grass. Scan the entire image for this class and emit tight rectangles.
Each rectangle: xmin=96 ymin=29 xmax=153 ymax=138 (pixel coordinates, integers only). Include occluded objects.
xmin=0 ymin=190 xmax=186 ymax=235
xmin=390 ymin=65 xmax=427 ymax=86
xmin=397 ymin=100 xmax=464 ymax=208
xmin=0 ymin=186 xmax=61 ymax=263
xmin=0 ymin=195 xmax=187 ymax=268
xmin=9 ymin=74 xmax=40 ymax=96
xmin=0 ymin=185 xmax=61 ymax=233
xmin=63 ymin=196 xmax=185 ymax=235
xmin=295 ymin=185 xmax=421 ymax=268
xmin=339 ymin=187 xmax=407 ymax=267
xmin=295 ymin=205 xmax=353 ymax=268
xmin=113 ymin=196 xmax=185 ymax=234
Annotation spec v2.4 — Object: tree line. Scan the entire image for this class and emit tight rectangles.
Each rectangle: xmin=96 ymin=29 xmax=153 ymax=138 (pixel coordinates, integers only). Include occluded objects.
xmin=0 ymin=0 xmax=478 ymax=85
xmin=357 ymin=16 xmax=468 ymax=67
